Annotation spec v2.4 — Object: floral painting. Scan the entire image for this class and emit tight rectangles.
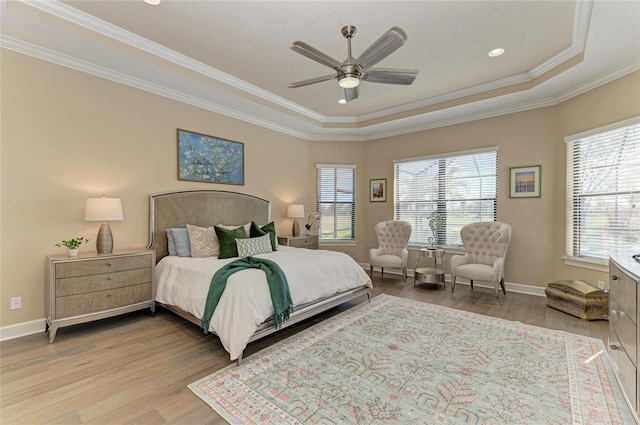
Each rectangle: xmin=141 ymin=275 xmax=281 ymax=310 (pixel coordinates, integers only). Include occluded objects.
xmin=177 ymin=129 xmax=244 ymax=185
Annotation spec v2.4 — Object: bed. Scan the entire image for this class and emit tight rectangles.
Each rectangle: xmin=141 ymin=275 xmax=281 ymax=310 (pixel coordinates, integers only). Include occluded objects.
xmin=148 ymin=190 xmax=372 ymax=362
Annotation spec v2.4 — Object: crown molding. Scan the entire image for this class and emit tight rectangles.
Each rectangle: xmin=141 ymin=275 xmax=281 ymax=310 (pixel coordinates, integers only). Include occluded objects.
xmin=15 ymin=0 xmax=595 ymax=128
xmin=4 ymin=0 xmax=636 ymax=143
xmin=0 ymin=35 xmax=311 ymax=140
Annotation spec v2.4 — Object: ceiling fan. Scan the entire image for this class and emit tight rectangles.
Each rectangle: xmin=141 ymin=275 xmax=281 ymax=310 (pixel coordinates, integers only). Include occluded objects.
xmin=288 ymin=25 xmax=418 ymax=103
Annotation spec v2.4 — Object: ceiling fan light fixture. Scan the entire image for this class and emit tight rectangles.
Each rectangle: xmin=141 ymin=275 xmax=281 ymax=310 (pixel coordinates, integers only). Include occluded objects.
xmin=338 ymin=75 xmax=360 ymax=89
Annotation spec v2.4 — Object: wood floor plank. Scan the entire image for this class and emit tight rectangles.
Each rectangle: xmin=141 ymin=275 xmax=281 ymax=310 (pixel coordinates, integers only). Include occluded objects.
xmin=0 ymin=274 xmax=609 ymax=424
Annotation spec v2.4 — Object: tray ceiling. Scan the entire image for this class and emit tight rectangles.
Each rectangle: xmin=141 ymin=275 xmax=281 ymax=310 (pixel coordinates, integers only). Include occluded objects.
xmin=1 ymin=0 xmax=639 ymax=140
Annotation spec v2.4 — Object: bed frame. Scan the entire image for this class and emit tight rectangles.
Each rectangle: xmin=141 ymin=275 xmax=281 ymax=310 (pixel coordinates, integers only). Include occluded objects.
xmin=147 ymin=190 xmax=370 ymax=362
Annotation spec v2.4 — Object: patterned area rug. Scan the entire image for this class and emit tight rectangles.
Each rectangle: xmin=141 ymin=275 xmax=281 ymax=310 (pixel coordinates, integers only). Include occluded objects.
xmin=189 ymin=294 xmax=633 ymax=424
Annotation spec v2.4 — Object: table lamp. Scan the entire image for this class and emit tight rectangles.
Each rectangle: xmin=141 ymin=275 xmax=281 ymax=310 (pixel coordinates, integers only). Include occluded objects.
xmin=287 ymin=204 xmax=305 ymax=237
xmin=84 ymin=196 xmax=124 ymax=254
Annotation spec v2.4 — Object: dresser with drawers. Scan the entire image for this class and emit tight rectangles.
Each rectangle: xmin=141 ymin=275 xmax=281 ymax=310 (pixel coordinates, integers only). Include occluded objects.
xmin=45 ymin=250 xmax=155 ymax=343
xmin=608 ymin=250 xmax=640 ymax=422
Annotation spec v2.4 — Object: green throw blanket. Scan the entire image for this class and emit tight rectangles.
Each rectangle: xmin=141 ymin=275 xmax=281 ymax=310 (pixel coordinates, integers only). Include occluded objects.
xmin=201 ymin=256 xmax=294 ymax=333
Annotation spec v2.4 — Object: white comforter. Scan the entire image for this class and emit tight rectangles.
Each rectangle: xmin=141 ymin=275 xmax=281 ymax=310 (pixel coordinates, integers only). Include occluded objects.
xmin=154 ymin=246 xmax=372 ymax=360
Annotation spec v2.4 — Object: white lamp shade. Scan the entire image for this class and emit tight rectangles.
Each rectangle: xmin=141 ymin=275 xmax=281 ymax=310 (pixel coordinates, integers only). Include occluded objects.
xmin=84 ymin=197 xmax=124 ymax=221
xmin=287 ymin=204 xmax=305 ymax=218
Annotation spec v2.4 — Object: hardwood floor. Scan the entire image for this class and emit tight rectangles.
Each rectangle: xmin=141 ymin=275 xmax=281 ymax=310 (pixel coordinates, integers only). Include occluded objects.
xmin=0 ymin=275 xmax=609 ymax=424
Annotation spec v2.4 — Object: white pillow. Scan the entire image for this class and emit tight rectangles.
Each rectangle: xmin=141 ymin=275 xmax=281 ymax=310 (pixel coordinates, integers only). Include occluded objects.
xmin=218 ymin=223 xmax=252 ymax=235
xmin=236 ymin=233 xmax=273 ymax=257
xmin=186 ymin=224 xmax=220 ymax=258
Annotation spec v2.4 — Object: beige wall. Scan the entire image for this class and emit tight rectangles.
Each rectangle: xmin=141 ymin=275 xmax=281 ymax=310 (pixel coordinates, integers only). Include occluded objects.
xmin=2 ymin=47 xmax=638 ymax=328
xmin=0 ymin=51 xmax=311 ymax=327
xmin=356 ymin=71 xmax=640 ymax=287
xmin=356 ymin=108 xmax=560 ymax=287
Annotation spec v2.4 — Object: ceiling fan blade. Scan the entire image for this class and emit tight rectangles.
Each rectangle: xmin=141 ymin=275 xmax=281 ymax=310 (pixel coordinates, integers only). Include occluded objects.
xmin=291 ymin=42 xmax=342 ymax=71
xmin=355 ymin=27 xmax=407 ymax=71
xmin=344 ymin=86 xmax=359 ymax=102
xmin=362 ymin=69 xmax=418 ymax=85
xmin=288 ymin=74 xmax=336 ymax=88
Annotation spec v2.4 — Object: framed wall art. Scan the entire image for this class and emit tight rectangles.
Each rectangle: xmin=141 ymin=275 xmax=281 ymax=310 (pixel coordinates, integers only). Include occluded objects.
xmin=177 ymin=129 xmax=244 ymax=185
xmin=370 ymin=178 xmax=387 ymax=202
xmin=509 ymin=165 xmax=541 ymax=198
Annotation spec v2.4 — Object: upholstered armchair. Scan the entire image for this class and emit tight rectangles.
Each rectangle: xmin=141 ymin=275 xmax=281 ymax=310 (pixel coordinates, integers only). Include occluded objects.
xmin=369 ymin=220 xmax=412 ymax=282
xmin=450 ymin=221 xmax=512 ymax=303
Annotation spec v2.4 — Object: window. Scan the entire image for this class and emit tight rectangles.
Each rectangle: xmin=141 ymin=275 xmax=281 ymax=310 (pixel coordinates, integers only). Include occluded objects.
xmin=316 ymin=164 xmax=356 ymax=241
xmin=565 ymin=117 xmax=640 ymax=262
xmin=394 ymin=147 xmax=498 ymax=246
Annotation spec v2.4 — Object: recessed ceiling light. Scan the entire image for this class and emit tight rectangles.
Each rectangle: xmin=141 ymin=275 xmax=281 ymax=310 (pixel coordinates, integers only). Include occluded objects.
xmin=144 ymin=0 xmax=160 ymax=5
xmin=338 ymin=99 xmax=347 ymax=105
xmin=488 ymin=48 xmax=505 ymax=57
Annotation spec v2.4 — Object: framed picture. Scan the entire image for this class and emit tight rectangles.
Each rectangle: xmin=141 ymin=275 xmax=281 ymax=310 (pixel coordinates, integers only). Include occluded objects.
xmin=509 ymin=165 xmax=541 ymax=198
xmin=370 ymin=178 xmax=387 ymax=202
xmin=177 ymin=129 xmax=244 ymax=185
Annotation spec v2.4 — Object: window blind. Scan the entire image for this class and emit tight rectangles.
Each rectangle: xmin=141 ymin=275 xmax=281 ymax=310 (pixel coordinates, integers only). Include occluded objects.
xmin=316 ymin=164 xmax=356 ymax=240
xmin=565 ymin=117 xmax=640 ymax=260
xmin=394 ymin=148 xmax=498 ymax=246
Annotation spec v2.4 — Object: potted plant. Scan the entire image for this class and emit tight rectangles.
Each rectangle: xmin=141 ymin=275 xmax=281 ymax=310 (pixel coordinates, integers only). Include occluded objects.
xmin=55 ymin=237 xmax=89 ymax=257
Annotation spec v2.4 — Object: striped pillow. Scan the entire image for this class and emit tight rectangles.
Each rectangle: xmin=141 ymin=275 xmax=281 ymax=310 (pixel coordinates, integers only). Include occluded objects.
xmin=236 ymin=234 xmax=273 ymax=257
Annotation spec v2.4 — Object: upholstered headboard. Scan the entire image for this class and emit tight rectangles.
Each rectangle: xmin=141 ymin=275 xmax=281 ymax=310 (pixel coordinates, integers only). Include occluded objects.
xmin=148 ymin=190 xmax=271 ymax=262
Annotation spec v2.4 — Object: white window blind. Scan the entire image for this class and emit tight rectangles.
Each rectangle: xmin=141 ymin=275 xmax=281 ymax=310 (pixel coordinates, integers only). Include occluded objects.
xmin=316 ymin=164 xmax=356 ymax=240
xmin=394 ymin=148 xmax=498 ymax=246
xmin=565 ymin=117 xmax=640 ymax=260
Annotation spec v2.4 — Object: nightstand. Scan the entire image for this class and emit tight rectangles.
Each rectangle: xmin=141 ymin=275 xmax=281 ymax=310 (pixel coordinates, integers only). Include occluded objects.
xmin=277 ymin=235 xmax=319 ymax=249
xmin=45 ymin=249 xmax=155 ymax=343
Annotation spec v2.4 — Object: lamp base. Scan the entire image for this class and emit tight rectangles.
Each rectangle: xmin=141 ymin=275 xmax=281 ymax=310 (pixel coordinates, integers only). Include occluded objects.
xmin=292 ymin=219 xmax=300 ymax=237
xmin=96 ymin=222 xmax=114 ymax=254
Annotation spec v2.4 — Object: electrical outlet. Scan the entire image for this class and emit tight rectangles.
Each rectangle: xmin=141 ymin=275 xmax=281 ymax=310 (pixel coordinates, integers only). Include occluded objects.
xmin=10 ymin=297 xmax=21 ymax=310
xmin=597 ymin=280 xmax=605 ymax=290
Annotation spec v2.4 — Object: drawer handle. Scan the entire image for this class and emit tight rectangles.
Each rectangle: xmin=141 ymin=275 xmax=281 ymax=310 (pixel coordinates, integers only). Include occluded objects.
xmin=106 ymin=262 xmax=112 ymax=267
xmin=108 ymin=293 xmax=112 ymax=297
xmin=611 ymin=275 xmax=618 ymax=281
xmin=107 ymin=276 xmax=112 ymax=280
xmin=610 ymin=344 xmax=620 ymax=351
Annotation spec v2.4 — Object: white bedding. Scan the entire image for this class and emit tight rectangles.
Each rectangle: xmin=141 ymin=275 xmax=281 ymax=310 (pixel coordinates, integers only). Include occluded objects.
xmin=154 ymin=246 xmax=372 ymax=360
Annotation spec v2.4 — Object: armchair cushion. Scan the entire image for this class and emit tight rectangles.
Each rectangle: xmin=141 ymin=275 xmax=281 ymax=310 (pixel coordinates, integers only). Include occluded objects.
xmin=453 ymin=263 xmax=494 ymax=282
xmin=370 ymin=253 xmax=404 ymax=268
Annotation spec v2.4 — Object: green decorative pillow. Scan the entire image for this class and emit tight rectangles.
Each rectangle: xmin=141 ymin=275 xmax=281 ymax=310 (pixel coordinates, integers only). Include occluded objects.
xmin=214 ymin=225 xmax=247 ymax=259
xmin=250 ymin=221 xmax=277 ymax=251
xmin=236 ymin=233 xmax=273 ymax=257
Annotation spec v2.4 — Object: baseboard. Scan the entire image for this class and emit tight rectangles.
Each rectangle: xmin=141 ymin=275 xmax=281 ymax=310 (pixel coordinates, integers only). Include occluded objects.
xmin=2 ymin=269 xmax=545 ymax=342
xmin=0 ymin=318 xmax=47 ymax=342
xmin=361 ymin=263 xmax=546 ymax=297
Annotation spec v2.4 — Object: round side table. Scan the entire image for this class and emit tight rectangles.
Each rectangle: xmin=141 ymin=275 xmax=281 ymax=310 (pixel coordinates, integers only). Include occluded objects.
xmin=414 ymin=247 xmax=445 ymax=289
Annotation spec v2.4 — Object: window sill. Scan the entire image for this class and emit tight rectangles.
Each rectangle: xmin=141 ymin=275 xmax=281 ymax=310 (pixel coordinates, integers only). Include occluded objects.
xmin=562 ymin=256 xmax=609 ymax=273
xmin=319 ymin=239 xmax=357 ymax=247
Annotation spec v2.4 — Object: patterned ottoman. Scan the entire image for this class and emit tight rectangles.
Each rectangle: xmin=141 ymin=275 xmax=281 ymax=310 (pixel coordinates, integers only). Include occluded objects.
xmin=545 ymin=280 xmax=609 ymax=320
